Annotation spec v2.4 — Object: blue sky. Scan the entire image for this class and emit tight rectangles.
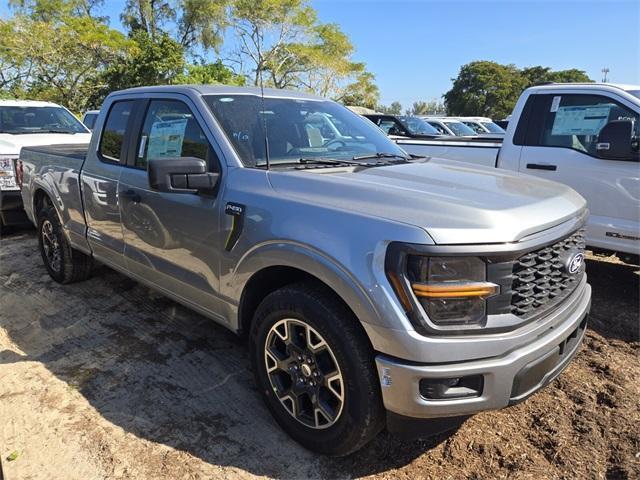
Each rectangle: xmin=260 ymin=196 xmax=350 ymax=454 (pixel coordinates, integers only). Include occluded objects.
xmin=3 ymin=0 xmax=639 ymax=108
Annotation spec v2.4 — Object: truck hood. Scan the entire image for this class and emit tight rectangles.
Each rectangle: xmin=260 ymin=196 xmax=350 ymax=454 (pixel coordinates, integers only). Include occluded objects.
xmin=0 ymin=132 xmax=91 ymax=155
xmin=268 ymin=158 xmax=586 ymax=245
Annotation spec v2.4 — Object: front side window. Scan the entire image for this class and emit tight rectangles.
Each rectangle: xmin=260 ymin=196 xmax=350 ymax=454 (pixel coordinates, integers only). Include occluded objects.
xmin=99 ymin=101 xmax=134 ymax=162
xmin=0 ymin=106 xmax=87 ymax=134
xmin=536 ymin=94 xmax=639 ymax=156
xmin=204 ymin=95 xmax=407 ymax=167
xmin=136 ymin=100 xmax=216 ymax=170
xmin=83 ymin=113 xmax=98 ymax=129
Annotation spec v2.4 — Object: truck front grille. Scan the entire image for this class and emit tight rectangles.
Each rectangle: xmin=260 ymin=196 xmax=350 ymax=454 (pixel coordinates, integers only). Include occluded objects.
xmin=510 ymin=229 xmax=586 ymax=318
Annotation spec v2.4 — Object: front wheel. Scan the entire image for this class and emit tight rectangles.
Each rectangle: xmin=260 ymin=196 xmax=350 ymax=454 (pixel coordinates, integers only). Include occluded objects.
xmin=250 ymin=281 xmax=385 ymax=456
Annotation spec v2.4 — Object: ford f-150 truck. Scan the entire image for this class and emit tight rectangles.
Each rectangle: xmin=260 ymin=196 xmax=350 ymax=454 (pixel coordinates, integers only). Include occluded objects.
xmin=394 ymin=84 xmax=640 ymax=264
xmin=0 ymin=100 xmax=91 ymax=232
xmin=19 ymin=85 xmax=591 ymax=456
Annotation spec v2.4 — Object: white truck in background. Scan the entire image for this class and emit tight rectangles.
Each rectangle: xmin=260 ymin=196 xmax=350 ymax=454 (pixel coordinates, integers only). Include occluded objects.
xmin=0 ymin=100 xmax=91 ymax=232
xmin=397 ymin=84 xmax=640 ymax=263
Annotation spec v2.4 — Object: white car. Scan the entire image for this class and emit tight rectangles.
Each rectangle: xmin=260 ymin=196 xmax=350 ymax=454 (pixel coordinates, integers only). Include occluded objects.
xmin=0 ymin=100 xmax=91 ymax=231
xmin=456 ymin=117 xmax=506 ymax=137
xmin=420 ymin=117 xmax=478 ymax=137
xmin=81 ymin=109 xmax=100 ymax=130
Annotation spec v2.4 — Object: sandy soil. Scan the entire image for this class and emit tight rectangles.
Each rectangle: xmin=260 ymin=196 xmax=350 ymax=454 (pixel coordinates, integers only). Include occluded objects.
xmin=0 ymin=228 xmax=638 ymax=480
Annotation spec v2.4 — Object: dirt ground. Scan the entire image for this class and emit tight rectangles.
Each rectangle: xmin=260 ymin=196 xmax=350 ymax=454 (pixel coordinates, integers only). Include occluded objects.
xmin=0 ymin=228 xmax=638 ymax=480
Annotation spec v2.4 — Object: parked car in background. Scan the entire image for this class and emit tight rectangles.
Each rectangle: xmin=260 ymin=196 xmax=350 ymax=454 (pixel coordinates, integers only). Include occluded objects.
xmin=398 ymin=83 xmax=640 ymax=264
xmin=19 ymin=85 xmax=590 ymax=455
xmin=81 ymin=109 xmax=100 ymax=130
xmin=0 ymin=100 xmax=91 ymax=232
xmin=363 ymin=114 xmax=442 ymax=138
xmin=457 ymin=117 xmax=506 ymax=138
xmin=495 ymin=118 xmax=510 ymax=130
xmin=420 ymin=117 xmax=477 ymax=137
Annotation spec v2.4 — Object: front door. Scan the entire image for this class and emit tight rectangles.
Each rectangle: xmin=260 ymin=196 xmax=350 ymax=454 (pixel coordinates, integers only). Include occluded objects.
xmin=518 ymin=92 xmax=640 ymax=255
xmin=118 ymin=97 xmax=226 ymax=319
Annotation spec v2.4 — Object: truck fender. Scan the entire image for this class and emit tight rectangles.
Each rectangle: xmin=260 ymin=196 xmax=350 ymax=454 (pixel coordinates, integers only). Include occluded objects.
xmin=227 ymin=240 xmax=383 ymax=332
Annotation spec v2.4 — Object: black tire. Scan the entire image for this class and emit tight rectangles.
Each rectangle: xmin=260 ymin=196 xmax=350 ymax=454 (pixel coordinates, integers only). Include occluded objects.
xmin=250 ymin=281 xmax=385 ymax=456
xmin=37 ymin=203 xmax=92 ymax=283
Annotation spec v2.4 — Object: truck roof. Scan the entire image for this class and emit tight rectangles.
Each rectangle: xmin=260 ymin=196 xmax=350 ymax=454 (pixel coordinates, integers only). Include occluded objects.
xmin=526 ymin=82 xmax=640 ymax=93
xmin=112 ymin=85 xmax=328 ymax=101
xmin=0 ymin=99 xmax=63 ymax=108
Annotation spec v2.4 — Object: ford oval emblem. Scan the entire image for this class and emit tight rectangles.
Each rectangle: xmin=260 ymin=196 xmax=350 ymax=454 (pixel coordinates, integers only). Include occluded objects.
xmin=566 ymin=251 xmax=585 ymax=274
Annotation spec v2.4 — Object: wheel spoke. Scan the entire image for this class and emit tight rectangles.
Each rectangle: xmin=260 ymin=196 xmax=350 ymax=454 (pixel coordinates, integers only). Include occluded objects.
xmin=264 ymin=318 xmax=344 ymax=430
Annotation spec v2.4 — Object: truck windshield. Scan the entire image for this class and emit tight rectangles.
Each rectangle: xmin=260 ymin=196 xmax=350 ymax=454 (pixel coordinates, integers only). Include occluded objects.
xmin=0 ymin=106 xmax=88 ymax=134
xmin=204 ymin=95 xmax=409 ymax=167
xmin=398 ymin=116 xmax=440 ymax=135
xmin=443 ymin=121 xmax=477 ymax=136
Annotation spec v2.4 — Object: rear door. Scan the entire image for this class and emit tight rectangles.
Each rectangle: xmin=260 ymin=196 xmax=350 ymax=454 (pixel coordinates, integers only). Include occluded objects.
xmin=518 ymin=92 xmax=640 ymax=255
xmin=118 ymin=95 xmax=227 ymax=318
xmin=82 ymin=100 xmax=135 ymax=267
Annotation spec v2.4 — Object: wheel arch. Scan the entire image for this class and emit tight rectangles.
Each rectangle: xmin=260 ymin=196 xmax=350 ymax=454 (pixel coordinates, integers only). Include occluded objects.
xmin=234 ymin=243 xmax=382 ymax=340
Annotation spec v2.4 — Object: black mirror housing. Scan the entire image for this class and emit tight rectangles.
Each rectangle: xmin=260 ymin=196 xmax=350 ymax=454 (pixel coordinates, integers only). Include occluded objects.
xmin=148 ymin=157 xmax=219 ymax=194
xmin=596 ymin=120 xmax=634 ymax=160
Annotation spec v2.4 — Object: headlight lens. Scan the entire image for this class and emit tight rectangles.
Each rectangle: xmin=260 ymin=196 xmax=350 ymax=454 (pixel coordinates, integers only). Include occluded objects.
xmin=0 ymin=156 xmax=19 ymax=191
xmin=387 ymin=252 xmax=498 ymax=330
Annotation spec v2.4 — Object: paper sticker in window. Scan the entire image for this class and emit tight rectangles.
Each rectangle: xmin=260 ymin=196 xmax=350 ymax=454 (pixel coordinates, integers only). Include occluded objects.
xmin=147 ymin=118 xmax=188 ymax=159
xmin=551 ymin=105 xmax=611 ymax=136
xmin=550 ymin=96 xmax=561 ymax=112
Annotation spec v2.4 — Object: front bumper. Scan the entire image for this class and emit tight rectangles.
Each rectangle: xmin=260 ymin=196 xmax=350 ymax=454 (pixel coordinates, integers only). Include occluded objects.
xmin=0 ymin=190 xmax=29 ymax=226
xmin=375 ymin=282 xmax=591 ymax=419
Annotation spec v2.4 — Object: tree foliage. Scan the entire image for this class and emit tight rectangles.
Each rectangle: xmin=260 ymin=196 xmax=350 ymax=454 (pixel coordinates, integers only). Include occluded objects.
xmin=444 ymin=61 xmax=593 ymax=118
xmin=377 ymin=101 xmax=402 ymax=114
xmin=0 ymin=9 xmax=133 ymax=111
xmin=336 ymin=71 xmax=380 ymax=110
xmin=174 ymin=60 xmax=246 ymax=85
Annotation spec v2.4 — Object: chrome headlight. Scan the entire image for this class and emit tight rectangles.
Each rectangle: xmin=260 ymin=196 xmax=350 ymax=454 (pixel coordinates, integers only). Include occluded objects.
xmin=386 ymin=246 xmax=498 ymax=333
xmin=0 ymin=156 xmax=19 ymax=191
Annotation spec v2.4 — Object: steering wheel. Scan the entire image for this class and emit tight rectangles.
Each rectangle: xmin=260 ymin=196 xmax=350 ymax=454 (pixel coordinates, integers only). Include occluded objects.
xmin=324 ymin=138 xmax=347 ymax=150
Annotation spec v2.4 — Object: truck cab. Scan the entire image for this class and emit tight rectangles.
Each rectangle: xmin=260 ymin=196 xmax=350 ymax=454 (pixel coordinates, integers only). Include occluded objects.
xmin=0 ymin=100 xmax=91 ymax=232
xmin=499 ymin=83 xmax=640 ymax=262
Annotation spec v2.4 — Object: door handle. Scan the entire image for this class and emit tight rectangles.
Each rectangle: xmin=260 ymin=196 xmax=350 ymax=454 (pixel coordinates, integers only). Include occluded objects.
xmin=121 ymin=189 xmax=141 ymax=203
xmin=526 ymin=163 xmax=557 ymax=171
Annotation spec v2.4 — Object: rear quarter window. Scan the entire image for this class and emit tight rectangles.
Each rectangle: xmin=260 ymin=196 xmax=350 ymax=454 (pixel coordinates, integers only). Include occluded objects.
xmin=99 ymin=101 xmax=135 ymax=162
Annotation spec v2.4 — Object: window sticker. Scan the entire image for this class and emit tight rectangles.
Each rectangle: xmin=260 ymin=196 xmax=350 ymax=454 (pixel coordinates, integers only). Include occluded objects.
xmin=147 ymin=118 xmax=188 ymax=159
xmin=550 ymin=96 xmax=561 ymax=112
xmin=551 ymin=105 xmax=611 ymax=136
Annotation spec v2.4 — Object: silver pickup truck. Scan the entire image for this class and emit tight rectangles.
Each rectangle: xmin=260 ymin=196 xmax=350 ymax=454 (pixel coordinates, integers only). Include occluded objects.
xmin=19 ymin=85 xmax=591 ymax=456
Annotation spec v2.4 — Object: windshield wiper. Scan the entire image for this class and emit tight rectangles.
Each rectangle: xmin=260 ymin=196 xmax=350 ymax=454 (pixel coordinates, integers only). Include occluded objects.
xmin=298 ymin=158 xmax=363 ymax=167
xmin=351 ymin=152 xmax=411 ymax=162
xmin=42 ymin=129 xmax=77 ymax=134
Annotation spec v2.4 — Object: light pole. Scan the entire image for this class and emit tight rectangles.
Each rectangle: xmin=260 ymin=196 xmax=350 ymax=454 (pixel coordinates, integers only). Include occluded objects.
xmin=601 ymin=67 xmax=610 ymax=83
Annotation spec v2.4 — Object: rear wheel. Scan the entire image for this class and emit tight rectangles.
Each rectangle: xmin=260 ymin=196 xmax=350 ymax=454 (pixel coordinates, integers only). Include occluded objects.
xmin=37 ymin=203 xmax=92 ymax=283
xmin=250 ymin=281 xmax=385 ymax=456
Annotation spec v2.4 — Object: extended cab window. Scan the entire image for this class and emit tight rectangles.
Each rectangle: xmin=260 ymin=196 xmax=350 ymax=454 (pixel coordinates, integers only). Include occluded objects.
xmin=536 ymin=94 xmax=639 ymax=157
xmin=136 ymin=100 xmax=216 ymax=170
xmin=99 ymin=101 xmax=134 ymax=162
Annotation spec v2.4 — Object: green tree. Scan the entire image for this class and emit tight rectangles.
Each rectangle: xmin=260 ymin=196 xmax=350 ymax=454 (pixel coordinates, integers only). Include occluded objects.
xmin=444 ymin=61 xmax=527 ymax=118
xmin=445 ymin=61 xmax=593 ymax=118
xmin=230 ymin=0 xmax=371 ymax=98
xmin=175 ymin=60 xmax=245 ymax=85
xmin=335 ymin=71 xmax=380 ymax=110
xmin=378 ymin=101 xmax=402 ymax=114
xmin=521 ymin=66 xmax=591 ymax=86
xmin=87 ymin=30 xmax=185 ymax=107
xmin=0 ymin=13 xmax=132 ymax=111
xmin=122 ymin=0 xmax=228 ymax=51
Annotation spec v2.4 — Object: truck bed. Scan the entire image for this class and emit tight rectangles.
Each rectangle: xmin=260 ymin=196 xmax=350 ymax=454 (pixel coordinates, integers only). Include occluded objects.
xmin=21 ymin=143 xmax=89 ymax=162
xmin=394 ymin=136 xmax=502 ymax=168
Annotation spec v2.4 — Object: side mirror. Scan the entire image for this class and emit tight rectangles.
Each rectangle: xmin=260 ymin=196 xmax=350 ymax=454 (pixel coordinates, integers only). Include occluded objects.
xmin=148 ymin=157 xmax=219 ymax=194
xmin=596 ymin=120 xmax=634 ymax=160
